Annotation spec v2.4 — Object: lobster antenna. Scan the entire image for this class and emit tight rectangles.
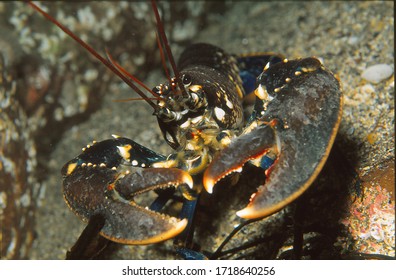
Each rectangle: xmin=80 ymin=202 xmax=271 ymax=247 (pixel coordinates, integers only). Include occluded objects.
xmin=155 ymin=33 xmax=172 ymax=86
xmin=150 ymin=0 xmax=187 ymax=96
xmin=27 ymin=1 xmax=158 ymax=110
xmin=113 ymin=97 xmax=159 ymax=102
xmin=105 ymin=49 xmax=160 ymax=98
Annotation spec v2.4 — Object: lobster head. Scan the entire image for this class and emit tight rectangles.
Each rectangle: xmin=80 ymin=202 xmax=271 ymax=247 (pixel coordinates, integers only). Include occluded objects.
xmin=153 ymin=43 xmax=245 ymax=150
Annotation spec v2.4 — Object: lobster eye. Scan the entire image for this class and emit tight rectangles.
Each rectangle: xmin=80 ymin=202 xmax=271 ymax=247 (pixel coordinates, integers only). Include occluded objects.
xmin=152 ymin=85 xmax=163 ymax=96
xmin=182 ymin=74 xmax=192 ymax=86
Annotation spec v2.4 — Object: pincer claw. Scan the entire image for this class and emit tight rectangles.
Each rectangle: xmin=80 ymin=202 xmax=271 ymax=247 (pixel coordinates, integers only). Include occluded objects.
xmin=236 ymin=58 xmax=342 ymax=220
xmin=204 ymin=57 xmax=342 ymax=221
xmin=63 ymin=163 xmax=193 ymax=244
xmin=203 ymin=124 xmax=277 ymax=194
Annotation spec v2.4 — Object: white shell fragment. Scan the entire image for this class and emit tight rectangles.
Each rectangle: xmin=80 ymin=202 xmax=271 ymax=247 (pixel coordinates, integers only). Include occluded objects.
xmin=361 ymin=64 xmax=393 ymax=84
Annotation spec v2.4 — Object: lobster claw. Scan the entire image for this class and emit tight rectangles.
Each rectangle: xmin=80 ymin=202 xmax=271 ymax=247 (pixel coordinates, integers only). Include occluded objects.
xmin=204 ymin=57 xmax=342 ymax=220
xmin=62 ymin=138 xmax=193 ymax=245
xmin=63 ymin=166 xmax=192 ymax=244
xmin=203 ymin=124 xmax=278 ymax=194
xmin=235 ymin=120 xmax=337 ymax=219
xmin=236 ymin=58 xmax=342 ymax=220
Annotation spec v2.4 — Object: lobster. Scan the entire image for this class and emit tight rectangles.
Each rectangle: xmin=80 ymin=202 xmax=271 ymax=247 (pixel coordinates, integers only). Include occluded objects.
xmin=29 ymin=1 xmax=342 ymax=259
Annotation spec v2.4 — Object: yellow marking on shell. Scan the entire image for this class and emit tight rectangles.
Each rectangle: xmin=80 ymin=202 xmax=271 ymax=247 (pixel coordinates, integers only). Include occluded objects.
xmin=283 ymin=58 xmax=288 ymax=63
xmin=236 ymin=84 xmax=244 ymax=99
xmin=301 ymin=66 xmax=318 ymax=73
xmin=295 ymin=71 xmax=302 ymax=76
xmin=87 ymin=162 xmax=93 ymax=167
xmin=152 ymin=159 xmax=178 ymax=168
xmin=264 ymin=62 xmax=270 ymax=71
xmin=274 ymin=85 xmax=286 ymax=93
xmin=117 ymin=144 xmax=132 ymax=161
xmin=189 ymin=84 xmax=202 ymax=92
xmin=66 ymin=162 xmax=77 ymax=175
xmin=99 ymin=163 xmax=106 ymax=167
xmin=225 ymin=97 xmax=234 ymax=109
xmin=254 ymin=84 xmax=268 ymax=100
xmin=285 ymin=77 xmax=291 ymax=83
xmin=219 ymin=134 xmax=232 ymax=148
xmin=112 ymin=134 xmax=121 ymax=139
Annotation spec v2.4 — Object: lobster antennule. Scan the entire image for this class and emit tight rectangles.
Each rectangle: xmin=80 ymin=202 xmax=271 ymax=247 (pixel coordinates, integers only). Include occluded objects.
xmin=27 ymin=1 xmax=158 ymax=110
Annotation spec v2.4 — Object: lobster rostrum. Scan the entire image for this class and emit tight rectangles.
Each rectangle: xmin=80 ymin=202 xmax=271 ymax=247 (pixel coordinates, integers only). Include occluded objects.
xmin=29 ymin=1 xmax=342 ymax=254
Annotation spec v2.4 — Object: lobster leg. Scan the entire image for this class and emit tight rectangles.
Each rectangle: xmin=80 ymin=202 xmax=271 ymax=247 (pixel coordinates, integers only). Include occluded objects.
xmin=65 ymin=214 xmax=108 ymax=259
xmin=62 ymin=136 xmax=193 ymax=245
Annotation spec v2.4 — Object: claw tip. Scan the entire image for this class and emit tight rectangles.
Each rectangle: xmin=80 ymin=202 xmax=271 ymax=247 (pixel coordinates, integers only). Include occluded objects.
xmin=183 ymin=172 xmax=194 ymax=189
xmin=203 ymin=178 xmax=214 ymax=194
xmin=176 ymin=218 xmax=188 ymax=233
xmin=236 ymin=206 xmax=255 ymax=219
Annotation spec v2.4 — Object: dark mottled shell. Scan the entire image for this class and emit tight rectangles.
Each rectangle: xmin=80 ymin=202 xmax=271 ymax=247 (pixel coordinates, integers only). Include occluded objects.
xmin=239 ymin=57 xmax=342 ymax=219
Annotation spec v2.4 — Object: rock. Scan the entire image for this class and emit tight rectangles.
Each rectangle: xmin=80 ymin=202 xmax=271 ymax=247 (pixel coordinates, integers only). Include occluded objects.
xmin=361 ymin=64 xmax=393 ymax=84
